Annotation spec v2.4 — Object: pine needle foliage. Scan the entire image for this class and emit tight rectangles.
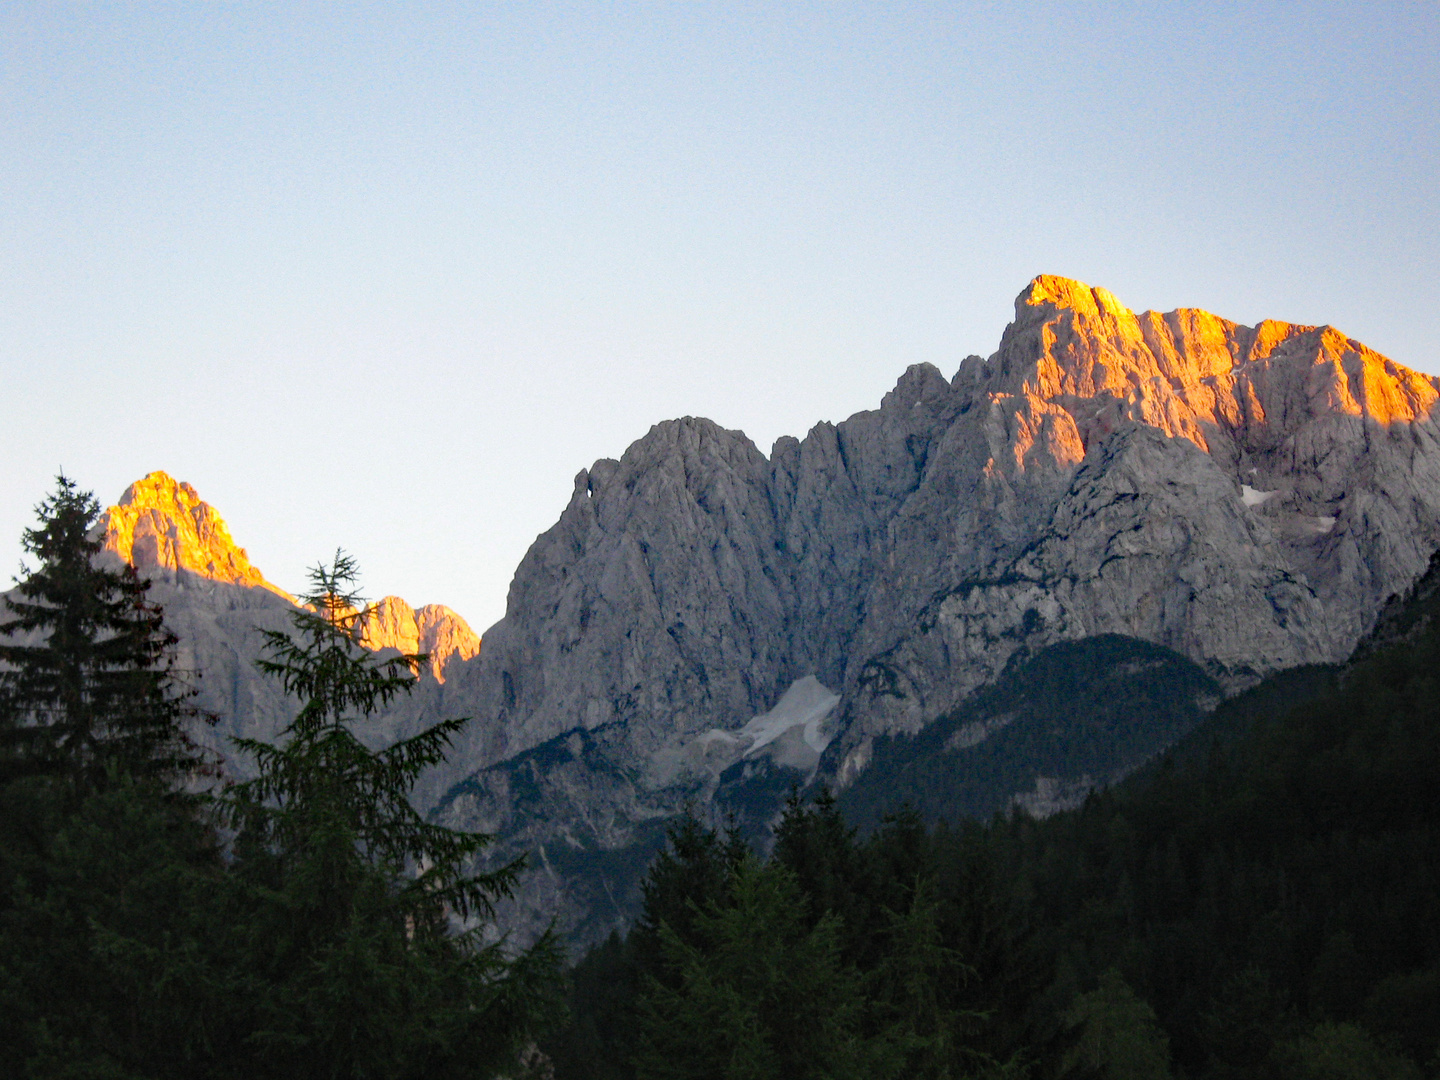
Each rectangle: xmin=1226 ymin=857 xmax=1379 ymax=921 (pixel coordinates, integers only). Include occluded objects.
xmin=0 ymin=474 xmax=209 ymax=791
xmin=229 ymin=550 xmax=514 ymax=924
xmin=224 ymin=551 xmax=561 ymax=1078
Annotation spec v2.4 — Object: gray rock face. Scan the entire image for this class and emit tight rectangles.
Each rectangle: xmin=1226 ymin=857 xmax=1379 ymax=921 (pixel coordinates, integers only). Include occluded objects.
xmin=448 ymin=276 xmax=1440 ymax=793
xmin=444 ymin=417 xmax=793 ymax=771
xmin=430 ymin=276 xmax=1440 ymax=945
xmin=23 ymin=278 xmax=1438 ymax=947
xmin=72 ymin=473 xmax=480 ymax=778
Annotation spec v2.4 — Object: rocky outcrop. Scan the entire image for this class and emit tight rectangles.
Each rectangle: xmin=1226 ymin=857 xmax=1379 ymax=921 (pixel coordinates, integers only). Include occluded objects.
xmin=446 ymin=275 xmax=1440 ymax=785
xmin=425 ymin=276 xmax=1440 ymax=944
xmin=357 ymin=597 xmax=480 ymax=682
xmin=83 ymin=472 xmax=481 ymax=775
xmin=103 ymin=472 xmax=294 ymax=600
xmin=835 ymin=276 xmax=1440 ymax=758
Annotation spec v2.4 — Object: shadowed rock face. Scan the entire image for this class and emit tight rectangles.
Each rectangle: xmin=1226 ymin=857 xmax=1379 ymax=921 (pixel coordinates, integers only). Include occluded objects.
xmin=42 ymin=278 xmax=1440 ymax=946
xmin=420 ymin=276 xmax=1440 ymax=946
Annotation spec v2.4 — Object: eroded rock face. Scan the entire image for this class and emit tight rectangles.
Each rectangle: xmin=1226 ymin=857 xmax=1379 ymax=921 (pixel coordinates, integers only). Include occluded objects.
xmin=428 ymin=276 xmax=1440 ymax=945
xmin=357 ymin=597 xmax=480 ymax=682
xmin=40 ymin=278 xmax=1440 ymax=947
xmin=103 ymin=472 xmax=293 ymax=600
xmin=455 ymin=275 xmax=1440 ymax=780
xmin=834 ymin=276 xmax=1440 ymax=763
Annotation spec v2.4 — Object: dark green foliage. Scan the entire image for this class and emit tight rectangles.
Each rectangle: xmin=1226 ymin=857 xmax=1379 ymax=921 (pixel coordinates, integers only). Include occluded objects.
xmin=1270 ymin=1022 xmax=1423 ymax=1080
xmin=548 ymin=799 xmax=1047 ymax=1080
xmin=222 ymin=552 xmax=563 ymax=1078
xmin=0 ymin=772 xmax=235 ymax=1078
xmin=839 ymin=636 xmax=1219 ymax=828
xmin=556 ymin=553 xmax=1440 ymax=1079
xmin=545 ymin=931 xmax=640 ymax=1080
xmin=990 ymin=556 xmax=1440 ymax=1079
xmin=634 ymin=854 xmax=875 ymax=1080
xmin=0 ymin=478 xmax=233 ymax=1076
xmin=631 ymin=809 xmax=748 ymax=978
xmin=545 ymin=811 xmax=733 ymax=1080
xmin=0 ymin=475 xmax=210 ymax=790
xmin=0 ymin=484 xmax=564 ymax=1079
xmin=1060 ymin=971 xmax=1172 ymax=1080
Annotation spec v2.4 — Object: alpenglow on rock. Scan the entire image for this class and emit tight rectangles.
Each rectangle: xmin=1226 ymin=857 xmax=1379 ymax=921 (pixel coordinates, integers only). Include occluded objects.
xmin=427 ymin=275 xmax=1440 ymax=943
xmin=104 ymin=471 xmax=294 ymax=600
xmin=81 ymin=471 xmax=482 ymax=770
xmin=441 ymin=275 xmax=1440 ymax=782
xmin=357 ymin=596 xmax=480 ymax=683
xmin=45 ymin=280 xmax=1440 ymax=946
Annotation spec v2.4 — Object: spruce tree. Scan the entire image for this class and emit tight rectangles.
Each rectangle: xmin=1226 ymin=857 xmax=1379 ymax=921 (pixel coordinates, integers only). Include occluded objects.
xmin=0 ymin=474 xmax=208 ymax=790
xmin=0 ymin=476 xmax=231 ymax=1077
xmin=634 ymin=854 xmax=878 ymax=1080
xmin=224 ymin=551 xmax=561 ymax=1078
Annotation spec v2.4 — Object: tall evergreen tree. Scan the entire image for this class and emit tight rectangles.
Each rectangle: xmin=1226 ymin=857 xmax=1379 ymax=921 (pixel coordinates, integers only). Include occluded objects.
xmin=0 ymin=474 xmax=209 ymax=790
xmin=0 ymin=476 xmax=231 ymax=1078
xmin=224 ymin=552 xmax=562 ymax=1078
xmin=634 ymin=854 xmax=877 ymax=1080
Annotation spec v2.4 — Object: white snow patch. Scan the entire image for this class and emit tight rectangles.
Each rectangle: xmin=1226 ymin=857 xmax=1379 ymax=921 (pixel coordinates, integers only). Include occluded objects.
xmin=1240 ymin=484 xmax=1278 ymax=507
xmin=735 ymin=675 xmax=840 ymax=760
xmin=647 ymin=676 xmax=841 ymax=787
xmin=1312 ymin=516 xmax=1337 ymax=534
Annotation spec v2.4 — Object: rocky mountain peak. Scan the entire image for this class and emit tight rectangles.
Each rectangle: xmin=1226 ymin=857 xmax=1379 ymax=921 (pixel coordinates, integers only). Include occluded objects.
xmin=102 ymin=471 xmax=293 ymax=600
xmin=997 ymin=274 xmax=1247 ymax=397
xmin=983 ymin=274 xmax=1439 ymax=458
xmin=74 ymin=280 xmax=1440 ymax=950
xmin=356 ymin=597 xmax=481 ymax=682
xmin=102 ymin=471 xmax=481 ymax=684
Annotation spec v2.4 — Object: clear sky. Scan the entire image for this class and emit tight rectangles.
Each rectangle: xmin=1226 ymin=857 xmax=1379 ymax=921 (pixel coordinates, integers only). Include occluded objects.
xmin=3 ymin=2 xmax=1437 ymax=631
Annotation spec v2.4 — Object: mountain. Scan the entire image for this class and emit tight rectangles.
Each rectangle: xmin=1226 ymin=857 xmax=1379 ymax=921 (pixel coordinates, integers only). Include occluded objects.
xmin=39 ymin=277 xmax=1440 ymax=947
xmin=427 ymin=276 xmax=1440 ymax=945
xmin=548 ymin=553 xmax=1440 ymax=1080
xmin=439 ymin=275 xmax=1440 ymax=787
xmin=89 ymin=472 xmax=480 ymax=770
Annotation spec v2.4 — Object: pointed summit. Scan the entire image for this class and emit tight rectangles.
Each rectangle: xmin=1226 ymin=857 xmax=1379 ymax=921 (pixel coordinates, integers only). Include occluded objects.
xmin=101 ymin=472 xmax=481 ymax=680
xmin=101 ymin=472 xmax=294 ymax=601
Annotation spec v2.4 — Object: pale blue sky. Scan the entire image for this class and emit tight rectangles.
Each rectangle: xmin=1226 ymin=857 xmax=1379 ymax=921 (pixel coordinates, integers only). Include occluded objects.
xmin=3 ymin=2 xmax=1436 ymax=629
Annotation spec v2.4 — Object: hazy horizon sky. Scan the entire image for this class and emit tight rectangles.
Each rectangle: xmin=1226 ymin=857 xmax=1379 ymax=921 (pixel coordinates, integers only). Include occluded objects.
xmin=3 ymin=2 xmax=1437 ymax=630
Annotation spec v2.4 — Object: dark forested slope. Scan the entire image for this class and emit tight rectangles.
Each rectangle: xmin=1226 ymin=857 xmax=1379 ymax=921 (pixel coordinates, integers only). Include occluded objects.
xmin=995 ymin=554 xmax=1440 ymax=1075
xmin=837 ymin=635 xmax=1222 ymax=828
xmin=549 ymin=554 xmax=1440 ymax=1079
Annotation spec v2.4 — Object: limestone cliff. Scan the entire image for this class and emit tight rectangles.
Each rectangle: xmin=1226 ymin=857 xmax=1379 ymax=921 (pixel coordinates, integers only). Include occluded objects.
xmin=40 ymin=279 xmax=1440 ymax=948
xmin=357 ymin=596 xmax=480 ymax=682
xmin=428 ymin=275 xmax=1440 ymax=944
xmin=441 ymin=276 xmax=1440 ymax=781
xmin=839 ymin=276 xmax=1440 ymax=757
xmin=103 ymin=472 xmax=294 ymax=600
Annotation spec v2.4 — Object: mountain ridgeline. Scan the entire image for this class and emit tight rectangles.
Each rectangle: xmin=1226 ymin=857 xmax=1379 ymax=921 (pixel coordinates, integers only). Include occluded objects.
xmin=50 ymin=275 xmax=1440 ymax=945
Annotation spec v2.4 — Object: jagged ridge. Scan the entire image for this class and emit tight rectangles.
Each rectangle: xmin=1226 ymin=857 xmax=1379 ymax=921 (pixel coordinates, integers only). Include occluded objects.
xmin=47 ymin=279 xmax=1440 ymax=948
